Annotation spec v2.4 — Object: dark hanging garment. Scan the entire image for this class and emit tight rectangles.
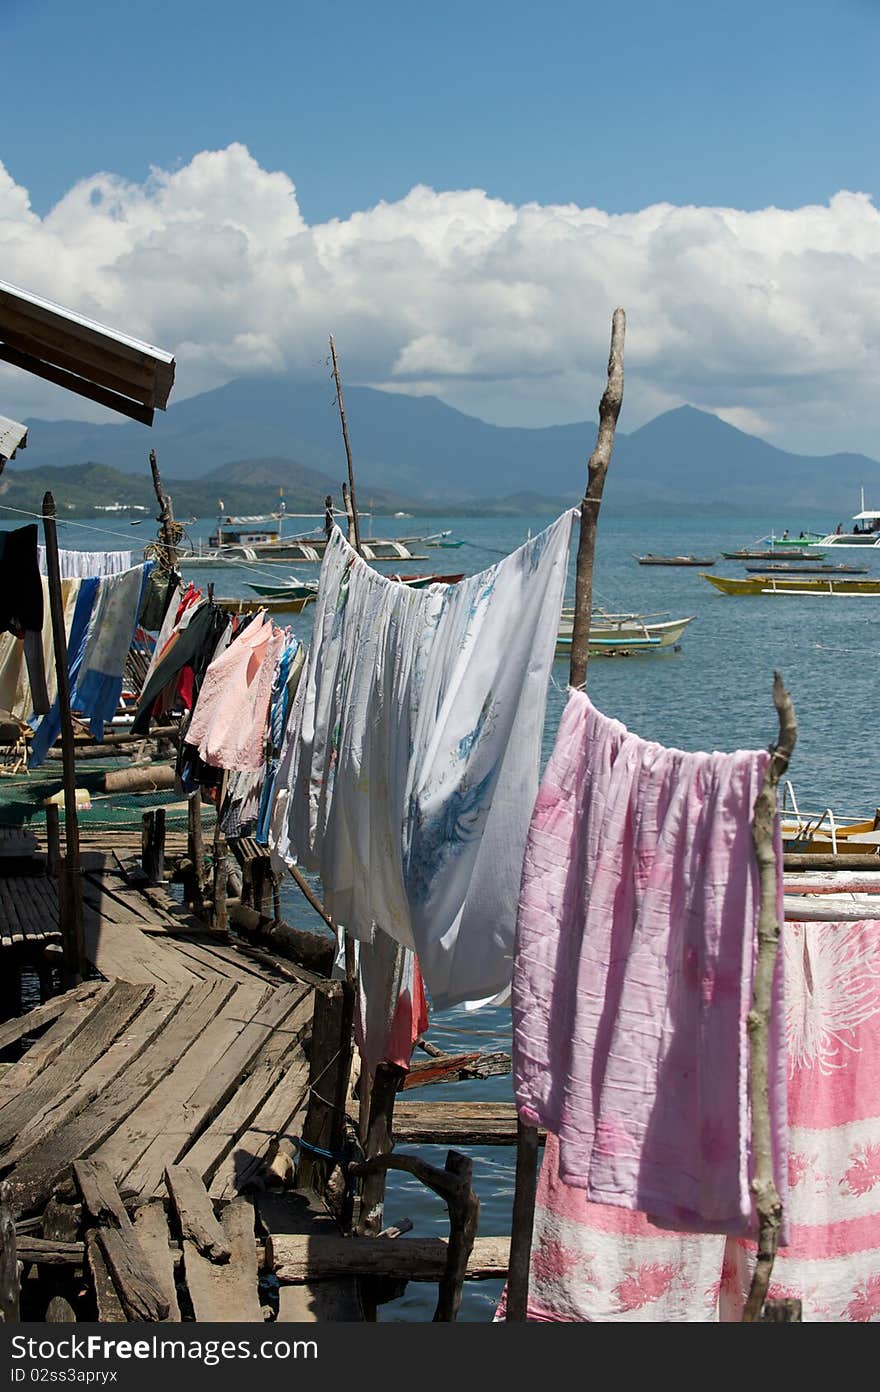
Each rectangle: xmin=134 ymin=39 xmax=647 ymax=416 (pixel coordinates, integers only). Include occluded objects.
xmin=0 ymin=525 xmax=43 ymax=636
xmin=130 ymin=602 xmax=224 ymax=735
xmin=0 ymin=524 xmax=49 ymax=716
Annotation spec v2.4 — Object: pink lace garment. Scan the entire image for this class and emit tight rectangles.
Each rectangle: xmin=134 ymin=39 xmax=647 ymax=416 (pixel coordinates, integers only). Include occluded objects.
xmin=185 ymin=614 xmax=284 ymax=770
xmin=513 ymin=688 xmax=786 ymax=1234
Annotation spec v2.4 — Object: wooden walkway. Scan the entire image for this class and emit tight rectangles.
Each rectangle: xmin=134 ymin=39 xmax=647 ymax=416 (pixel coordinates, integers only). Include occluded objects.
xmin=0 ymin=853 xmax=515 ymax=1322
xmin=0 ymin=852 xmax=366 ymax=1321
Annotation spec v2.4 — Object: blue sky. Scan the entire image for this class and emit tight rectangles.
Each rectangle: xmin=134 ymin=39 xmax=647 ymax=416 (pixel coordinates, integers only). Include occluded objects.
xmin=1 ymin=0 xmax=880 ymax=454
xmin=6 ymin=0 xmax=876 ymax=222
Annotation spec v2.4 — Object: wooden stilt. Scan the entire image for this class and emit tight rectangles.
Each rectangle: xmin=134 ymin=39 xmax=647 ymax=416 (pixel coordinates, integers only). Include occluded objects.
xmin=186 ymin=792 xmax=205 ymax=909
xmin=506 ymin=309 xmax=626 ymax=1322
xmin=45 ymin=803 xmax=62 ymax=880
xmin=0 ymin=1181 xmax=19 ymax=1322
xmin=141 ymin=808 xmax=166 ymax=885
xmin=41 ymin=491 xmax=85 ymax=987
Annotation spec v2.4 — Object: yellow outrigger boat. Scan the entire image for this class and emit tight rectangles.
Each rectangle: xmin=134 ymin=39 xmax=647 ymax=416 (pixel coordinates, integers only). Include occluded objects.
xmin=703 ymin=573 xmax=880 ymax=596
xmin=781 ymin=782 xmax=880 ymax=856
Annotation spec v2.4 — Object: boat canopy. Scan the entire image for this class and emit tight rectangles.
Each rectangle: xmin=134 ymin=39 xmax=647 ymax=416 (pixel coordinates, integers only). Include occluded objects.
xmin=852 ymin=510 xmax=880 ymax=521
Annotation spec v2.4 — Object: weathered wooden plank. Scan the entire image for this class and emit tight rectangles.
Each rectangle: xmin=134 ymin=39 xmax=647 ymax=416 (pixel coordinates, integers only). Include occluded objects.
xmin=183 ymin=1197 xmax=262 ymax=1322
xmin=209 ymin=1058 xmax=311 ymax=1201
xmin=0 ymin=985 xmax=113 ymax=1106
xmin=132 ymin=1203 xmax=180 ymax=1321
xmin=85 ymin=1233 xmax=126 ymax=1322
xmin=16 ymin=1237 xmax=84 ymax=1266
xmin=271 ymin=1234 xmax=511 ymax=1283
xmin=83 ymin=914 xmax=202 ymax=988
xmin=0 ymin=981 xmax=102 ymax=1055
xmin=8 ymin=983 xmax=232 ymax=1217
xmin=160 ymin=937 xmax=261 ymax=984
xmin=393 ymin=1101 xmax=546 ymax=1147
xmin=122 ymin=984 xmax=299 ymax=1201
xmin=179 ymin=937 xmax=281 ymax=984
xmin=75 ymin=1160 xmax=170 ymax=1321
xmin=0 ymin=983 xmax=152 ymax=1148
xmin=5 ymin=989 xmax=185 ymax=1168
xmin=96 ymin=1227 xmax=170 ymax=1321
xmin=164 ymin=1166 xmax=230 ymax=1263
xmin=108 ymin=982 xmax=271 ymax=1200
xmin=74 ymin=1158 xmax=132 ymax=1230
xmin=181 ymin=990 xmax=312 ymax=1184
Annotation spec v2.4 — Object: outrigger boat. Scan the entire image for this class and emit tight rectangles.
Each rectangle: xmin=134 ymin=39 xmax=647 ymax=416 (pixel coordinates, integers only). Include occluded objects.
xmin=743 ymin=562 xmax=867 ymax=575
xmin=722 ymin=548 xmax=824 ymax=561
xmin=781 ymin=782 xmax=880 ymax=857
xmin=556 ymin=609 xmax=695 ymax=657
xmin=179 ymin=508 xmax=429 ymax=565
xmin=248 ymin=572 xmax=463 ymax=599
xmin=703 ymin=573 xmax=880 ymax=596
xmin=635 ymin=554 xmax=715 ymax=567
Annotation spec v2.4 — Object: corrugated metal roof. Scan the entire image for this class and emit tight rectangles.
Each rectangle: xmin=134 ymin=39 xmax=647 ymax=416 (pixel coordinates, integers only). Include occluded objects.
xmin=0 ymin=279 xmax=175 ymax=425
xmin=0 ymin=413 xmax=27 ymax=464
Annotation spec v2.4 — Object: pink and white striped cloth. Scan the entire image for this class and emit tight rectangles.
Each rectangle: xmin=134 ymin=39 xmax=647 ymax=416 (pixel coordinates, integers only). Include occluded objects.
xmin=499 ymin=919 xmax=880 ymax=1321
xmin=513 ymin=688 xmax=786 ymax=1234
xmin=720 ymin=919 xmax=880 ymax=1320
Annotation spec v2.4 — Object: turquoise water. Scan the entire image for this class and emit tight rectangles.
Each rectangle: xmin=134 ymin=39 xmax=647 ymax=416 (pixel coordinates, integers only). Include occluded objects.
xmin=26 ymin=507 xmax=880 ymax=1320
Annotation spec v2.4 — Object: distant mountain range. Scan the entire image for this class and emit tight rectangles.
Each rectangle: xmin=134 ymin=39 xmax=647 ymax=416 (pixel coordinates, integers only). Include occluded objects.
xmin=4 ymin=374 xmax=879 ymax=518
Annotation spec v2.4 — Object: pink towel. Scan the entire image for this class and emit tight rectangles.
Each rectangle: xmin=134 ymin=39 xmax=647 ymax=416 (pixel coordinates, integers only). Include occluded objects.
xmin=499 ymin=919 xmax=880 ymax=1322
xmin=513 ymin=688 xmax=786 ymax=1234
xmin=185 ymin=614 xmax=283 ymax=771
xmin=720 ymin=920 xmax=880 ymax=1320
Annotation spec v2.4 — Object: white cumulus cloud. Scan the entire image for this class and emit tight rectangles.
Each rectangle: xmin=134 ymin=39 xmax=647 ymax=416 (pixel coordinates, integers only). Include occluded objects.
xmin=1 ymin=144 xmax=879 ymax=456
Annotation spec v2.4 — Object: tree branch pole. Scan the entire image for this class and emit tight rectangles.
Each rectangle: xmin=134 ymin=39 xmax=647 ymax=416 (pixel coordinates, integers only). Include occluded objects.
xmin=149 ymin=449 xmax=179 ymax=571
xmin=506 ymin=308 xmax=626 ymax=1323
xmin=568 ymin=307 xmax=627 ymax=689
xmin=41 ymin=492 xmax=86 ymax=986
xmin=329 ymin=336 xmax=363 ymax=556
xmin=743 ymin=672 xmax=797 ymax=1322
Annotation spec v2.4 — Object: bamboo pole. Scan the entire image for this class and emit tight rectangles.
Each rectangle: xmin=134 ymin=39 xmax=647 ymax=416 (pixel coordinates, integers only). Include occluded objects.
xmin=507 ymin=309 xmax=626 ymax=1322
xmin=329 ymin=336 xmax=363 ymax=555
xmin=41 ymin=492 xmax=85 ymax=986
xmin=743 ymin=672 xmax=797 ymax=1322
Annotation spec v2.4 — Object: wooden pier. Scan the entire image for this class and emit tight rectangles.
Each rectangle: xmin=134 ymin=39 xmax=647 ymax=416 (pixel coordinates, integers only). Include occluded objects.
xmin=0 ymin=833 xmax=514 ymax=1324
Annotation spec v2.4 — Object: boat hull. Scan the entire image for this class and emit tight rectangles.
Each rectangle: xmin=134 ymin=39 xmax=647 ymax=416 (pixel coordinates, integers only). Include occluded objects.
xmin=556 ymin=613 xmax=695 ymax=655
xmin=703 ymin=573 xmax=880 ymax=596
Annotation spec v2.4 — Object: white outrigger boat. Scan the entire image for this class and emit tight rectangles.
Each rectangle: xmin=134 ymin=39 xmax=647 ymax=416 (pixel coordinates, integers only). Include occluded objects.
xmin=556 ymin=609 xmax=695 ymax=657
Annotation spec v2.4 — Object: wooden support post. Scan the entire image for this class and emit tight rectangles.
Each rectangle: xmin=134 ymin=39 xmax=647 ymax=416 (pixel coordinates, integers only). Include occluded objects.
xmin=186 ymin=792 xmax=205 ymax=909
xmin=329 ymin=336 xmax=363 ymax=555
xmin=356 ymin=1062 xmax=406 ymax=1239
xmin=0 ymin=1181 xmax=19 ymax=1322
xmin=212 ymin=830 xmax=228 ymax=935
xmin=743 ymin=673 xmax=797 ymax=1322
xmin=45 ymin=802 xmax=62 ymax=879
xmin=350 ymin=1150 xmax=480 ymax=1323
xmin=507 ymin=308 xmax=626 ymax=1323
xmin=41 ymin=491 xmax=85 ymax=987
xmin=324 ymin=495 xmax=334 ymax=541
xmin=141 ymin=808 xmax=165 ymax=884
xmin=297 ymin=982 xmax=355 ymax=1193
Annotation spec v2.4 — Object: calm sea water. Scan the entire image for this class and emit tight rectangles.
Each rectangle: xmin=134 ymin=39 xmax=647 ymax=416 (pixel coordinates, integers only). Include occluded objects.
xmin=35 ymin=506 xmax=880 ymax=1320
